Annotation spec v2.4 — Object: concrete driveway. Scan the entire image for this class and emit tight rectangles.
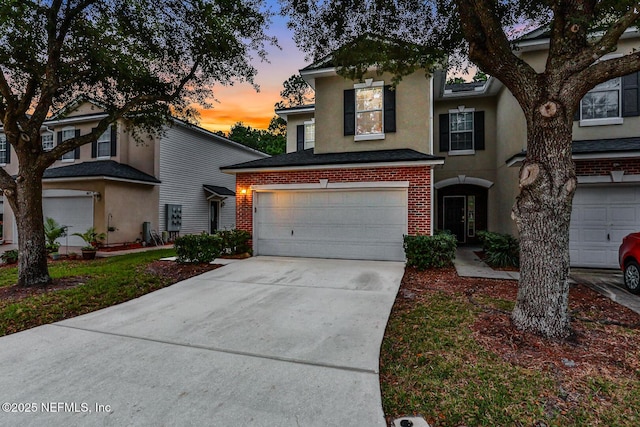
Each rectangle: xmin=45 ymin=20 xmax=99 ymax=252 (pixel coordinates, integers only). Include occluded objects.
xmin=0 ymin=256 xmax=404 ymax=426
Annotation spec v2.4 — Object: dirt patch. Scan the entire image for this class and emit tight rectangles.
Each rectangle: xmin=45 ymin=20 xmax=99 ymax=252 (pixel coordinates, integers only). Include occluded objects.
xmin=0 ymin=276 xmax=91 ymax=302
xmin=144 ymin=260 xmax=221 ymax=282
xmin=401 ymin=267 xmax=640 ymax=381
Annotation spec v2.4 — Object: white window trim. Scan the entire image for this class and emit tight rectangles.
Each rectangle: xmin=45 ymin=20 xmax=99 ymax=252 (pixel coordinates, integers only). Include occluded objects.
xmin=303 ymin=119 xmax=315 ymax=150
xmin=579 ymin=53 xmax=624 ymax=127
xmin=60 ymin=126 xmax=76 ymax=162
xmin=448 ymin=107 xmax=475 ymax=156
xmin=354 ymin=79 xmax=385 ymax=142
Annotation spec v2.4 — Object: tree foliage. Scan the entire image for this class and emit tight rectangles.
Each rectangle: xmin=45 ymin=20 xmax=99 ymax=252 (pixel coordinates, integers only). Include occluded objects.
xmin=274 ymin=74 xmax=315 ymax=109
xmin=227 ymin=122 xmax=285 ymax=155
xmin=281 ymin=0 xmax=640 ymax=338
xmin=0 ymin=0 xmax=273 ymax=286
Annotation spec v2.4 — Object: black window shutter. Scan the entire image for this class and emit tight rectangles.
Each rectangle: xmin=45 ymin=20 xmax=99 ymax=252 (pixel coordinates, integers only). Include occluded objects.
xmin=573 ymin=106 xmax=580 ymax=121
xmin=383 ymin=85 xmax=396 ymax=133
xmin=439 ymin=114 xmax=449 ymax=152
xmin=622 ymin=71 xmax=640 ymax=117
xmin=91 ymin=127 xmax=97 ymax=158
xmin=474 ymin=111 xmax=485 ymax=150
xmin=110 ymin=124 xmax=117 ymax=156
xmin=344 ymin=89 xmax=355 ymax=136
xmin=296 ymin=125 xmax=304 ymax=151
xmin=74 ymin=129 xmax=81 ymax=159
xmin=57 ymin=131 xmax=63 ymax=160
xmin=4 ymin=142 xmax=10 ymax=164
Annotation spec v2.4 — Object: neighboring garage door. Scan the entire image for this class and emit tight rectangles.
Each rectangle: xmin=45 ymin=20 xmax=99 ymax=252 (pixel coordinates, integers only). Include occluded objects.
xmin=43 ymin=190 xmax=94 ymax=247
xmin=570 ymin=185 xmax=640 ymax=268
xmin=254 ymin=188 xmax=408 ymax=261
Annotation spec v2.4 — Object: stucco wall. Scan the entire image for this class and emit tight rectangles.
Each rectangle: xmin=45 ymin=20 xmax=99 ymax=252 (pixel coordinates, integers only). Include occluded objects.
xmin=285 ymin=113 xmax=315 ymax=153
xmin=314 ymin=72 xmax=432 ymax=155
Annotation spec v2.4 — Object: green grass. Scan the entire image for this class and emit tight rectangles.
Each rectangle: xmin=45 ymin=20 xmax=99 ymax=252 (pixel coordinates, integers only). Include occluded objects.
xmin=380 ymin=290 xmax=640 ymax=427
xmin=0 ymin=249 xmax=176 ymax=336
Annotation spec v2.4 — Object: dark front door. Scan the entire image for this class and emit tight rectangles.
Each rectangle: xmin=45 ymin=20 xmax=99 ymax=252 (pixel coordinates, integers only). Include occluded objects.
xmin=443 ymin=196 xmax=466 ymax=243
xmin=210 ymin=201 xmax=219 ymax=234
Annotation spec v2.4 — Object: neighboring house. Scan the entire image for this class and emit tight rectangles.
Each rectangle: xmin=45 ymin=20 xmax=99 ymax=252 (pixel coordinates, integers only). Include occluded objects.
xmin=432 ymin=27 xmax=640 ymax=268
xmin=221 ymin=42 xmax=445 ymax=262
xmin=0 ymin=100 xmax=267 ymax=247
xmin=225 ymin=29 xmax=640 ymax=268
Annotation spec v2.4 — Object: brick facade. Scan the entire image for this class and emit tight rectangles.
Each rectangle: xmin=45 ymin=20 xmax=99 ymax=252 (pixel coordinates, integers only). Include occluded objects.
xmin=235 ymin=166 xmax=433 ymax=237
xmin=575 ymin=158 xmax=640 ymax=176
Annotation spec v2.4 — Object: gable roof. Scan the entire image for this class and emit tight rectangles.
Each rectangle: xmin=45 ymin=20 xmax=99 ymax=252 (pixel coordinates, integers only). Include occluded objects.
xmin=43 ymin=160 xmax=161 ymax=184
xmin=221 ymin=148 xmax=444 ymax=172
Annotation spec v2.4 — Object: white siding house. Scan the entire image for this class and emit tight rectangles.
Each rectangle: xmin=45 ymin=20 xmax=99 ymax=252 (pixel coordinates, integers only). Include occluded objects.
xmin=158 ymin=121 xmax=268 ymax=236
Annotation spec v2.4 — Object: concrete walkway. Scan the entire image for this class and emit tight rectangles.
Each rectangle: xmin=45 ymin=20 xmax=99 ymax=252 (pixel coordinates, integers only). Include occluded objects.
xmin=454 ymin=247 xmax=640 ymax=315
xmin=0 ymin=256 xmax=404 ymax=426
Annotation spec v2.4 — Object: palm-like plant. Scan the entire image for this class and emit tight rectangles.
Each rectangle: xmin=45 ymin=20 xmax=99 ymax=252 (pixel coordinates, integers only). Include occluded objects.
xmin=72 ymin=227 xmax=106 ymax=251
xmin=44 ymin=217 xmax=66 ymax=253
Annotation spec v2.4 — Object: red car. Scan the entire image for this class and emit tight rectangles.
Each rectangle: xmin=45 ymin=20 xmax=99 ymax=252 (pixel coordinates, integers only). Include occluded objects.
xmin=619 ymin=232 xmax=640 ymax=294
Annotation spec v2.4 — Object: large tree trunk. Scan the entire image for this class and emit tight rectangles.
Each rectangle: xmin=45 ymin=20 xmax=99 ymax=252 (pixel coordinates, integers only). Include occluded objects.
xmin=511 ymin=107 xmax=576 ymax=338
xmin=9 ymin=169 xmax=51 ymax=287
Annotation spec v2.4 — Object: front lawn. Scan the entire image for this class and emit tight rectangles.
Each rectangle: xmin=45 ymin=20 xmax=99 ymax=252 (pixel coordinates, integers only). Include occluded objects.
xmin=381 ymin=267 xmax=640 ymax=427
xmin=0 ymin=249 xmax=219 ymax=336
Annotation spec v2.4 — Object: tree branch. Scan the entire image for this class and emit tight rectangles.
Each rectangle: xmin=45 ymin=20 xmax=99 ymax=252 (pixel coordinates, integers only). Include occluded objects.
xmin=0 ymin=70 xmax=16 ymax=110
xmin=0 ymin=167 xmax=16 ymax=192
xmin=455 ymin=0 xmax=539 ymax=112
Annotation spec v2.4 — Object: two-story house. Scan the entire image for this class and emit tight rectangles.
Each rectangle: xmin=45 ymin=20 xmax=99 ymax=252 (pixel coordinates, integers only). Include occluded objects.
xmin=432 ymin=27 xmax=640 ymax=268
xmin=221 ymin=49 xmax=445 ymax=262
xmin=1 ymin=99 xmax=267 ymax=247
xmin=224 ymin=29 xmax=640 ymax=268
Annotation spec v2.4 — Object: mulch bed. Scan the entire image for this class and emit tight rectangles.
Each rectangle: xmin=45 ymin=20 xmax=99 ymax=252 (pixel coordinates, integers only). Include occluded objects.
xmin=0 ymin=260 xmax=220 ymax=304
xmin=400 ymin=267 xmax=640 ymax=384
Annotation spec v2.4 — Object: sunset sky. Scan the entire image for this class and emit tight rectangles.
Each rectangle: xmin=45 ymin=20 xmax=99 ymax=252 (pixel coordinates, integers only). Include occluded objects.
xmin=198 ymin=15 xmax=308 ymax=134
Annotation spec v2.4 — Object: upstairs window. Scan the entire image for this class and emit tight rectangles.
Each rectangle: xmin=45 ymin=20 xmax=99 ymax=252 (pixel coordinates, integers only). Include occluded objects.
xmin=449 ymin=110 xmax=474 ymax=153
xmin=344 ymin=80 xmax=395 ymax=140
xmin=92 ymin=124 xmax=117 ymax=158
xmin=0 ymin=133 xmax=7 ymax=164
xmin=296 ymin=120 xmax=316 ymax=151
xmin=580 ymin=77 xmax=622 ymax=125
xmin=439 ymin=109 xmax=485 ymax=155
xmin=97 ymin=126 xmax=111 ymax=158
xmin=355 ymin=82 xmax=384 ymax=139
xmin=60 ymin=128 xmax=76 ymax=161
xmin=304 ymin=120 xmax=315 ymax=149
xmin=41 ymin=132 xmax=54 ymax=151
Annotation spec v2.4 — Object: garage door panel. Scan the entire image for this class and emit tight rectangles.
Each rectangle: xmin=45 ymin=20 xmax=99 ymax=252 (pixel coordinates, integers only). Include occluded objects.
xmin=255 ymin=189 xmax=408 ymax=261
xmin=43 ymin=195 xmax=93 ymax=247
xmin=570 ymin=186 xmax=640 ymax=268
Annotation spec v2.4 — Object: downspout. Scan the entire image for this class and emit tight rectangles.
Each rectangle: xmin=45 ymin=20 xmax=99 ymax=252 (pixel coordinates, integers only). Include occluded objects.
xmin=429 ymin=74 xmax=435 ymax=236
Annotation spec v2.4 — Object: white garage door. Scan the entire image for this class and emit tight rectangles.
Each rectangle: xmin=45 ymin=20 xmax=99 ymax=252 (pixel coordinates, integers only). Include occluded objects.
xmin=254 ymin=188 xmax=408 ymax=261
xmin=570 ymin=185 xmax=640 ymax=268
xmin=43 ymin=190 xmax=94 ymax=247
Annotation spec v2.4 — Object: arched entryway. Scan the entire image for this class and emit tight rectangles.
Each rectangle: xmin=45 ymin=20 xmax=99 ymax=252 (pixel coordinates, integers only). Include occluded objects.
xmin=436 ymin=178 xmax=492 ymax=245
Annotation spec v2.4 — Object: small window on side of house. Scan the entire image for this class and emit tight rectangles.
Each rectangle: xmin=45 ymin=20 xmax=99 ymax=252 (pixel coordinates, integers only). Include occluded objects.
xmin=0 ymin=133 xmax=7 ymax=165
xmin=304 ymin=120 xmax=315 ymax=149
xmin=41 ymin=133 xmax=54 ymax=151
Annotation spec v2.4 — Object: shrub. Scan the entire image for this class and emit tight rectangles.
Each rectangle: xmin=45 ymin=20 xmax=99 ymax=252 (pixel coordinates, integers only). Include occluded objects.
xmin=1 ymin=249 xmax=18 ymax=264
xmin=174 ymin=232 xmax=223 ymax=264
xmin=217 ymin=229 xmax=252 ymax=255
xmin=477 ymin=230 xmax=520 ymax=268
xmin=403 ymin=232 xmax=457 ymax=270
